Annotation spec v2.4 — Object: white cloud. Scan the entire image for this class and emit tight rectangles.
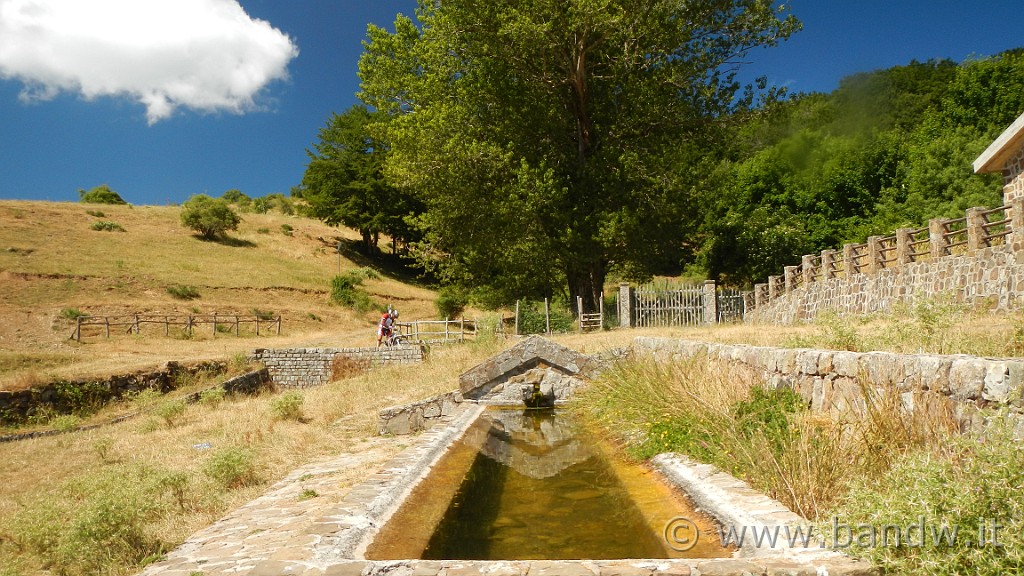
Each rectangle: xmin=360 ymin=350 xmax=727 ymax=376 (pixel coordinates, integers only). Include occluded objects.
xmin=0 ymin=0 xmax=299 ymax=123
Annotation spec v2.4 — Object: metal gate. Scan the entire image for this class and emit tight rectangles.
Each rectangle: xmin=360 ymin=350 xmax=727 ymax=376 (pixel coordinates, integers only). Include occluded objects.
xmin=634 ymin=282 xmax=705 ymax=327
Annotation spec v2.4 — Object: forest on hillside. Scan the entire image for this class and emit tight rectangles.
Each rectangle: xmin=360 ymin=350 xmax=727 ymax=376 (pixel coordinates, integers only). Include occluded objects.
xmin=298 ymin=1 xmax=1024 ymax=303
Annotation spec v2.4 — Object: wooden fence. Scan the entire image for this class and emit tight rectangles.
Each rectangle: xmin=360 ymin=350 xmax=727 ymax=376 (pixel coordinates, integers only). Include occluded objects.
xmin=394 ymin=318 xmax=477 ymax=345
xmin=70 ymin=314 xmax=281 ymax=342
xmin=576 ymin=295 xmax=604 ymax=332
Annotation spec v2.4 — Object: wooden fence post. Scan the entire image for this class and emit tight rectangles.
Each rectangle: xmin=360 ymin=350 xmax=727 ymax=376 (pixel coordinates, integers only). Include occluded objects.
xmin=514 ymin=301 xmax=520 ymax=336
xmin=544 ymin=298 xmax=550 ymax=335
xmin=577 ymin=296 xmax=584 ymax=333
xmin=276 ymin=316 xmax=282 ymax=335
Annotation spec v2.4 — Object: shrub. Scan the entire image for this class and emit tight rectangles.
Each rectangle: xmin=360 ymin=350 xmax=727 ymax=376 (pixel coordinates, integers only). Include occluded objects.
xmin=280 ymin=223 xmax=293 ymax=236
xmin=179 ymin=194 xmax=241 ymax=240
xmin=85 ymin=209 xmax=106 ymax=217
xmin=203 ymin=446 xmax=259 ymax=488
xmin=60 ymin=307 xmax=89 ymax=321
xmin=12 ymin=463 xmax=167 ymax=576
xmin=516 ymin=298 xmax=574 ymax=334
xmin=90 ymin=220 xmax=125 ymax=232
xmin=78 ymin=184 xmax=127 ymax=205
xmin=436 ymin=286 xmax=468 ymax=319
xmin=221 ymin=189 xmax=251 ymax=206
xmin=831 ymin=417 xmax=1024 ymax=576
xmin=330 ymin=272 xmax=374 ymax=312
xmin=270 ymin=391 xmax=304 ymax=421
xmin=166 ymin=285 xmax=200 ymax=300
xmin=251 ymin=308 xmax=275 ymax=321
xmin=198 ymin=387 xmax=226 ymax=406
xmin=256 ymin=226 xmax=270 ymax=234
xmin=153 ymin=399 xmax=187 ymax=427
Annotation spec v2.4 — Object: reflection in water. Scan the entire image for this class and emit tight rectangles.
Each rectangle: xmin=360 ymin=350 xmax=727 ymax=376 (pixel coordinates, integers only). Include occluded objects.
xmin=423 ymin=409 xmax=669 ymax=560
xmin=365 ymin=408 xmax=728 ymax=561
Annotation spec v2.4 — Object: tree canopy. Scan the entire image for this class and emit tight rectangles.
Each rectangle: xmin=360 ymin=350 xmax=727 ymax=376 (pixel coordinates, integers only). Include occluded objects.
xmin=359 ymin=0 xmax=799 ymax=309
xmin=301 ymin=105 xmax=422 ymax=253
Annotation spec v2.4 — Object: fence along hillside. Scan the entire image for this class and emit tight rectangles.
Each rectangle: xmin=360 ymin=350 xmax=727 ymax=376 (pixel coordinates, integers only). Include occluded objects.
xmin=745 ymin=199 xmax=1024 ymax=324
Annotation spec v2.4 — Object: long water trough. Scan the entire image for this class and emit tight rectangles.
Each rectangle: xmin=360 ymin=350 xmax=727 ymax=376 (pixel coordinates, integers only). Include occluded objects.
xmin=340 ymin=337 xmax=875 ymax=575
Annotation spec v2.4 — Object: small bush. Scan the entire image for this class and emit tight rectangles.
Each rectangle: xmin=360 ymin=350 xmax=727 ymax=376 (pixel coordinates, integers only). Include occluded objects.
xmin=90 ymin=220 xmax=125 ymax=232
xmin=330 ymin=272 xmax=375 ymax=312
xmin=280 ymin=223 xmax=293 ymax=236
xmin=256 ymin=227 xmax=270 ymax=234
xmin=270 ymin=391 xmax=304 ymax=421
xmin=153 ymin=399 xmax=187 ymax=427
xmin=180 ymin=194 xmax=241 ymax=240
xmin=78 ymin=184 xmax=127 ymax=205
xmin=198 ymin=387 xmax=226 ymax=406
xmin=49 ymin=414 xmax=82 ymax=433
xmin=252 ymin=308 xmax=275 ymax=321
xmin=167 ymin=285 xmax=200 ymax=300
xmin=298 ymin=488 xmax=319 ymax=501
xmin=85 ymin=209 xmax=106 ymax=217
xmin=60 ymin=307 xmax=89 ymax=321
xmin=516 ymin=298 xmax=574 ymax=334
xmin=93 ymin=437 xmax=115 ymax=463
xmin=436 ymin=286 xmax=468 ymax=319
xmin=203 ymin=446 xmax=259 ymax=488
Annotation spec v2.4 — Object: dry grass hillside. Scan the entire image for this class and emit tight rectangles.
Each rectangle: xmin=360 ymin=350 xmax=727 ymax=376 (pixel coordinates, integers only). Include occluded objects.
xmin=0 ymin=200 xmax=440 ymax=391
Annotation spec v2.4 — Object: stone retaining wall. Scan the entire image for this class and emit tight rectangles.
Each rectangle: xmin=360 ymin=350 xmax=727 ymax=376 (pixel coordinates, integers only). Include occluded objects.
xmin=633 ymin=337 xmax=1024 ymax=435
xmin=0 ymin=360 xmax=225 ymax=425
xmin=252 ymin=345 xmax=424 ymax=389
xmin=748 ymin=243 xmax=1024 ymax=324
xmin=377 ymin=391 xmax=464 ymax=436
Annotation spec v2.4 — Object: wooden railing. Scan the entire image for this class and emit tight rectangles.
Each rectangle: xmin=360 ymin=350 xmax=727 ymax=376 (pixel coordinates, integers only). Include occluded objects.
xmin=394 ymin=318 xmax=477 ymax=345
xmin=751 ymin=199 xmax=1024 ymax=311
xmin=70 ymin=314 xmax=281 ymax=342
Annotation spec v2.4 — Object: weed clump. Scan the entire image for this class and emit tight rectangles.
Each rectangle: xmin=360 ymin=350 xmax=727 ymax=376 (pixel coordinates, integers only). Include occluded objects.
xmin=270 ymin=391 xmax=304 ymax=421
xmin=166 ymin=285 xmax=200 ymax=300
xmin=203 ymin=446 xmax=260 ymax=488
xmin=330 ymin=271 xmax=375 ymax=312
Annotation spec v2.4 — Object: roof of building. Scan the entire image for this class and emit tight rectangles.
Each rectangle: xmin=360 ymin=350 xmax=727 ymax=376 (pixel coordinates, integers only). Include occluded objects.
xmin=974 ymin=111 xmax=1024 ymax=174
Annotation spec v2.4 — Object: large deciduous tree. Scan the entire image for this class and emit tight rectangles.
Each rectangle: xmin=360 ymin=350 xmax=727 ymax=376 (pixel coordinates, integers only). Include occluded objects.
xmin=302 ymin=105 xmax=422 ymax=253
xmin=359 ymin=0 xmax=798 ymax=310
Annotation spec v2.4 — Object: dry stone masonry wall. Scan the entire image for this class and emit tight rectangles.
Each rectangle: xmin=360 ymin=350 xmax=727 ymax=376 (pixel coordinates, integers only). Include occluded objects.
xmin=252 ymin=346 xmax=424 ymax=389
xmin=634 ymin=337 xmax=1024 ymax=437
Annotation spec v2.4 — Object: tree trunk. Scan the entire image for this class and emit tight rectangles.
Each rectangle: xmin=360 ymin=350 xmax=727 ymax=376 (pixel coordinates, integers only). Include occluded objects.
xmin=566 ymin=260 xmax=607 ymax=315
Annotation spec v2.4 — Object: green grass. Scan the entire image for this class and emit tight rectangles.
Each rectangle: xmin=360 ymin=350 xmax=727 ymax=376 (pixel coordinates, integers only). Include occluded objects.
xmin=829 ymin=416 xmax=1024 ymax=575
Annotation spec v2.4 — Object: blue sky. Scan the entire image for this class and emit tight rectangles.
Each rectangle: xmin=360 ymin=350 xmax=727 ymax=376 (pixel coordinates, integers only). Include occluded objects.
xmin=0 ymin=0 xmax=1021 ymax=206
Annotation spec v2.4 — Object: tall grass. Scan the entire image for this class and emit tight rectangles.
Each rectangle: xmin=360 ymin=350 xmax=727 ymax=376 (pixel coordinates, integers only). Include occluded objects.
xmin=830 ymin=416 xmax=1024 ymax=575
xmin=573 ymin=355 xmax=958 ymax=519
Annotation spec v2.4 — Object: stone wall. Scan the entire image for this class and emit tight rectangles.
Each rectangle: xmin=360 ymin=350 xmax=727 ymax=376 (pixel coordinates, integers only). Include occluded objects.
xmin=0 ymin=360 xmax=225 ymax=425
xmin=748 ymin=243 xmax=1024 ymax=324
xmin=377 ymin=391 xmax=464 ymax=436
xmin=1004 ymin=145 xmax=1024 ymax=205
xmin=252 ymin=346 xmax=424 ymax=389
xmin=633 ymin=337 xmax=1024 ymax=436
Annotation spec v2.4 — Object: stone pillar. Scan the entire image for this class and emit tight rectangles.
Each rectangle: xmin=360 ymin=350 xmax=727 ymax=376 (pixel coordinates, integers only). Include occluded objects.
xmin=929 ymin=217 xmax=949 ymax=259
xmin=821 ymin=249 xmax=836 ymax=280
xmin=702 ymin=280 xmax=717 ymax=325
xmin=784 ymin=266 xmax=798 ymax=293
xmin=801 ymin=254 xmax=815 ymax=285
xmin=768 ymin=275 xmax=781 ymax=300
xmin=618 ymin=282 xmax=633 ymax=328
xmin=867 ymin=236 xmax=882 ymax=274
xmin=895 ymin=228 xmax=913 ymax=265
xmin=842 ymin=243 xmax=856 ymax=277
xmin=966 ymin=207 xmax=986 ymax=252
xmin=1012 ymin=197 xmax=1024 ymax=250
xmin=754 ymin=283 xmax=767 ymax=308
